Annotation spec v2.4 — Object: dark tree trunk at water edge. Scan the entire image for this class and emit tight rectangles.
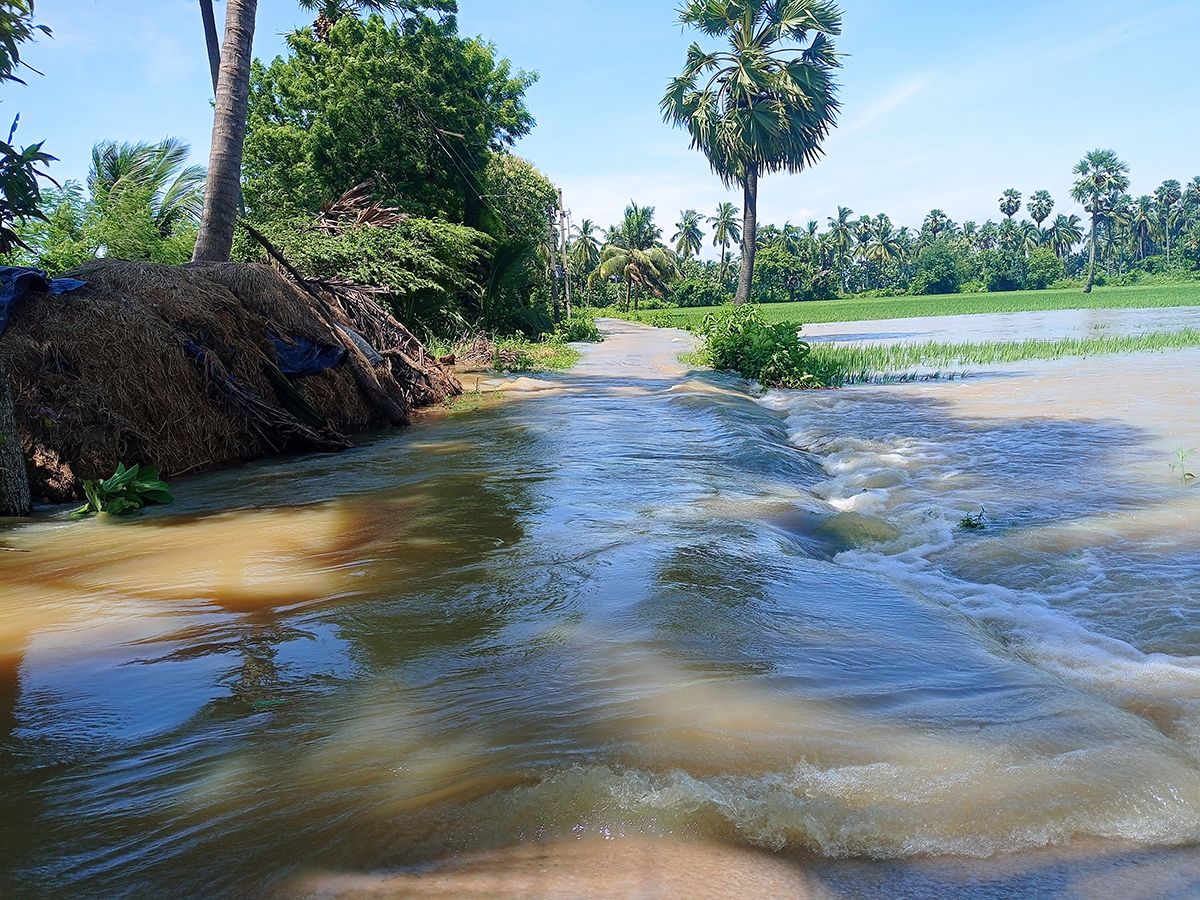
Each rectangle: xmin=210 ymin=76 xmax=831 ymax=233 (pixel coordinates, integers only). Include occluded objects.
xmin=193 ymin=0 xmax=257 ymax=263
xmin=734 ymin=165 xmax=759 ymax=305
xmin=1084 ymin=212 xmax=1097 ymax=293
xmin=0 ymin=358 xmax=31 ymax=517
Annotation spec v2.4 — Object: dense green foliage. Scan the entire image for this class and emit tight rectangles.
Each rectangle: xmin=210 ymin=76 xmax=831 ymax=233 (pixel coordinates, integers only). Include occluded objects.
xmin=243 ymin=13 xmax=534 ymax=223
xmin=0 ymin=0 xmax=53 ymax=253
xmin=3 ymin=139 xmax=206 ymax=271
xmin=697 ymin=304 xmax=818 ymax=387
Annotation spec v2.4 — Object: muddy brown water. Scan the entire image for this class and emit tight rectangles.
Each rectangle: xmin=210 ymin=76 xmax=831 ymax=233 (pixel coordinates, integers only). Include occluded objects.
xmin=2 ymin=317 xmax=1200 ymax=899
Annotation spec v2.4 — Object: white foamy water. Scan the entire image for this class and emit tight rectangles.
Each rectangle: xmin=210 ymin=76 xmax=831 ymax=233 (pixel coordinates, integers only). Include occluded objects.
xmin=766 ymin=317 xmax=1200 ymax=765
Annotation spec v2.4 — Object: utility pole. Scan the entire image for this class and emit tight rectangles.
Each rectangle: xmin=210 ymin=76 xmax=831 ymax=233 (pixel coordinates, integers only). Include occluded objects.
xmin=558 ymin=189 xmax=572 ymax=320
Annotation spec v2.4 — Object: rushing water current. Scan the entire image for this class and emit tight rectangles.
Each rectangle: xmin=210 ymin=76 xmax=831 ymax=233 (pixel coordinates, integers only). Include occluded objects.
xmin=3 ymin=316 xmax=1200 ymax=899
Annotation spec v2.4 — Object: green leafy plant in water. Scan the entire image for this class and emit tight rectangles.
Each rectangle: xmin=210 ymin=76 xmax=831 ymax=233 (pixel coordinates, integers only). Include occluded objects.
xmin=959 ymin=508 xmax=987 ymax=529
xmin=698 ymin=304 xmax=822 ymax=387
xmin=1170 ymin=448 xmax=1196 ymax=483
xmin=73 ymin=462 xmax=174 ymax=517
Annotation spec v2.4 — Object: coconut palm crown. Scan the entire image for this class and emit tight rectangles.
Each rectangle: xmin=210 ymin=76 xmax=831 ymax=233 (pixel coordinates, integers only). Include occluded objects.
xmin=662 ymin=0 xmax=841 ymax=304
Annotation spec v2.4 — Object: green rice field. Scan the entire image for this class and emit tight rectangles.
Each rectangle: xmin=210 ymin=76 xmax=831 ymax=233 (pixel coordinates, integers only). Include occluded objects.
xmin=603 ymin=282 xmax=1200 ymax=330
xmin=805 ymin=328 xmax=1200 ymax=386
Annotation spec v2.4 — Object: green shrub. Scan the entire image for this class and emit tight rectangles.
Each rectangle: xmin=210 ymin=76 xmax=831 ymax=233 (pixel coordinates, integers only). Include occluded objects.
xmin=698 ymin=305 xmax=821 ymax=387
xmin=1025 ymin=247 xmax=1064 ymax=290
xmin=552 ymin=313 xmax=602 ymax=342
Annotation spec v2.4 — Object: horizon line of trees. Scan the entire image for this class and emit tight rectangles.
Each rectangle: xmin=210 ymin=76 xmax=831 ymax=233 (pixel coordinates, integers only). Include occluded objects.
xmin=565 ymin=153 xmax=1200 ymax=310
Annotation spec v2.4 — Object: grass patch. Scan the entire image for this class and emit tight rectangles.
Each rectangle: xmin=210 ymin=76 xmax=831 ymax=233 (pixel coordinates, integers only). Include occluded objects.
xmin=810 ymin=328 xmax=1200 ymax=385
xmin=498 ymin=337 xmax=580 ymax=372
xmin=598 ymin=282 xmax=1200 ymax=331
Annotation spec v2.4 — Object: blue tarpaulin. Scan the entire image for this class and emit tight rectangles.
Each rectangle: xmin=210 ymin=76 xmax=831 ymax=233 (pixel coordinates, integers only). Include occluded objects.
xmin=0 ymin=266 xmax=87 ymax=338
xmin=270 ymin=334 xmax=346 ymax=376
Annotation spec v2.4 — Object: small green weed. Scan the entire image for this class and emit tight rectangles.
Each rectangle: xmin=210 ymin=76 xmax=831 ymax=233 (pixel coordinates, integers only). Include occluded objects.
xmin=959 ymin=508 xmax=987 ymax=529
xmin=73 ymin=463 xmax=174 ymax=518
xmin=1170 ymin=448 xmax=1196 ymax=483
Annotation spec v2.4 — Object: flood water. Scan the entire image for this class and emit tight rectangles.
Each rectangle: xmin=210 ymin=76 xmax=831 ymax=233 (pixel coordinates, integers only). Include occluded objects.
xmin=3 ymin=315 xmax=1200 ymax=899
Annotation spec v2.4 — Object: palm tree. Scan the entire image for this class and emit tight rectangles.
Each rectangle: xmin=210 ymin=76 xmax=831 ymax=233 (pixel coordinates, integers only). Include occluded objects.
xmin=662 ymin=0 xmax=841 ymax=304
xmin=1028 ymin=190 xmax=1053 ymax=231
xmin=1155 ymin=179 xmax=1182 ymax=265
xmin=1070 ymin=149 xmax=1130 ymax=292
xmin=568 ymin=218 xmax=601 ymax=281
xmin=1046 ymin=213 xmax=1083 ymax=260
xmin=826 ymin=204 xmax=853 ymax=285
xmin=88 ymin=139 xmax=205 ymax=237
xmin=999 ymin=188 xmax=1021 ymax=219
xmin=589 ymin=202 xmax=679 ymax=311
xmin=672 ymin=208 xmax=705 ymax=259
xmin=923 ymin=209 xmax=949 ymax=240
xmin=709 ymin=201 xmax=741 ymax=280
xmin=193 ymin=0 xmax=257 ymax=263
xmin=1128 ymin=195 xmax=1155 ymax=260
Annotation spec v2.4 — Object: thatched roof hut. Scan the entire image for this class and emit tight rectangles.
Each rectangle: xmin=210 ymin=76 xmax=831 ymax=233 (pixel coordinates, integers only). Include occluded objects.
xmin=0 ymin=259 xmax=460 ymax=503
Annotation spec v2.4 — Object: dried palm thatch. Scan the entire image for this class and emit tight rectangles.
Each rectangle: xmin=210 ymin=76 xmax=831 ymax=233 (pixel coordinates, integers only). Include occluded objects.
xmin=315 ymin=181 xmax=407 ymax=235
xmin=453 ymin=335 xmax=524 ymax=371
xmin=0 ymin=258 xmax=460 ymax=502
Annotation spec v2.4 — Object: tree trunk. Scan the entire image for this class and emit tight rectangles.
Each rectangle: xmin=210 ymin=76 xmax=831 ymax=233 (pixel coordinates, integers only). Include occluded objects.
xmin=1083 ymin=212 xmax=1097 ymax=293
xmin=199 ymin=0 xmax=222 ymax=94
xmin=0 ymin=357 xmax=31 ymax=518
xmin=193 ymin=0 xmax=257 ymax=263
xmin=734 ymin=164 xmax=759 ymax=305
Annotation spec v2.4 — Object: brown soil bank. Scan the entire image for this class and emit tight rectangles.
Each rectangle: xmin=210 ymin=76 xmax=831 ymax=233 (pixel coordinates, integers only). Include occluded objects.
xmin=0 ymin=259 xmax=460 ymax=503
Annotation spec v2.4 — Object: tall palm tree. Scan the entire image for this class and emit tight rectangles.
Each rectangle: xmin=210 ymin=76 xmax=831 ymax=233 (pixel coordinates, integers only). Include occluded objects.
xmin=826 ymin=204 xmax=853 ymax=285
xmin=1028 ymin=190 xmax=1053 ymax=231
xmin=193 ymin=0 xmax=257 ymax=263
xmin=999 ymin=188 xmax=1021 ymax=219
xmin=1127 ymin=195 xmax=1156 ymax=260
xmin=709 ymin=201 xmax=741 ymax=280
xmin=1071 ymin=149 xmax=1129 ymax=292
xmin=672 ymin=208 xmax=705 ymax=259
xmin=663 ymin=0 xmax=841 ymax=304
xmin=922 ymin=209 xmax=949 ymax=240
xmin=88 ymin=139 xmax=205 ymax=237
xmin=569 ymin=218 xmax=601 ymax=276
xmin=1155 ymin=179 xmax=1182 ymax=265
xmin=590 ymin=202 xmax=679 ymax=311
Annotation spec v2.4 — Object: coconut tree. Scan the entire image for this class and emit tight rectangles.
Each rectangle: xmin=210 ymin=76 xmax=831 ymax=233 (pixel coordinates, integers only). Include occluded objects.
xmin=1071 ymin=149 xmax=1129 ymax=292
xmin=1028 ymin=190 xmax=1053 ymax=231
xmin=709 ymin=201 xmax=741 ymax=280
xmin=999 ymin=188 xmax=1021 ymax=219
xmin=673 ymin=208 xmax=705 ymax=259
xmin=1046 ymin=213 xmax=1083 ymax=260
xmin=88 ymin=139 xmax=205 ymax=237
xmin=826 ymin=204 xmax=853 ymax=286
xmin=569 ymin=217 xmax=601 ymax=279
xmin=192 ymin=0 xmax=257 ymax=263
xmin=1155 ymin=179 xmax=1182 ymax=265
xmin=1128 ymin=195 xmax=1156 ymax=260
xmin=589 ymin=202 xmax=680 ymax=311
xmin=663 ymin=0 xmax=841 ymax=305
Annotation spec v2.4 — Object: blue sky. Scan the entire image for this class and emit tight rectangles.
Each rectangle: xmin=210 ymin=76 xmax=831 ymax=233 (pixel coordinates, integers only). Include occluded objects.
xmin=11 ymin=0 xmax=1200 ymax=248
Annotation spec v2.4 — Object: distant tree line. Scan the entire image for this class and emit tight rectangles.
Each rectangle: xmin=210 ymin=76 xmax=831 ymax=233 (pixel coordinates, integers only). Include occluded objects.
xmin=567 ymin=150 xmax=1200 ymax=310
